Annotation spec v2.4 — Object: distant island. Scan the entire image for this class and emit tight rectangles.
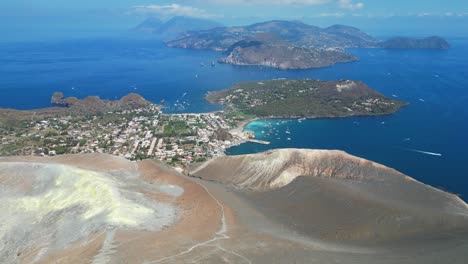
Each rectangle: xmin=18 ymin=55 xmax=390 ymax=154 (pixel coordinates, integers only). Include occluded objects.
xmin=133 ymin=16 xmax=223 ymax=39
xmin=218 ymin=33 xmax=357 ymax=70
xmin=207 ymin=79 xmax=407 ymax=118
xmin=160 ymin=20 xmax=450 ymax=69
xmin=381 ymin=36 xmax=450 ymax=49
xmin=166 ymin=21 xmax=375 ymax=69
xmin=166 ymin=20 xmax=379 ymax=51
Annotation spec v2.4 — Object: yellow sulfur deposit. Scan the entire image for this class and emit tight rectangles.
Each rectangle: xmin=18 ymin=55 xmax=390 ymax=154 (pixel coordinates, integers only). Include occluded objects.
xmin=12 ymin=165 xmax=155 ymax=227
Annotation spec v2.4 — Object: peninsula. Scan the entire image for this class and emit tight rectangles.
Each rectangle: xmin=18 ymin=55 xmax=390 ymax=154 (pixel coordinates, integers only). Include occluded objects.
xmin=207 ymin=79 xmax=407 ymax=118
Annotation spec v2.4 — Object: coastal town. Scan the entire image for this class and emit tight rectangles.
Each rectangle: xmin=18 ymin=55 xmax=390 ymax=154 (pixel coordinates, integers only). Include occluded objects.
xmin=0 ymin=78 xmax=406 ymax=170
xmin=0 ymin=103 xmax=259 ymax=167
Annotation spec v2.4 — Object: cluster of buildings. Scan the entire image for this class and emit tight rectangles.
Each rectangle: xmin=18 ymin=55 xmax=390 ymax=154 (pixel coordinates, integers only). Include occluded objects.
xmin=0 ymin=106 xmax=248 ymax=167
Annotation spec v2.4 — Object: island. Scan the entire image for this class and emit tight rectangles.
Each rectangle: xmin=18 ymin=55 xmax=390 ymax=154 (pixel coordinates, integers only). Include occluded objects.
xmin=166 ymin=20 xmax=379 ymax=51
xmin=207 ymin=79 xmax=407 ymax=119
xmin=218 ymin=33 xmax=357 ymax=70
xmin=381 ymin=36 xmax=450 ymax=49
xmin=163 ymin=20 xmax=449 ymax=69
xmin=1 ymin=91 xmax=467 ymax=264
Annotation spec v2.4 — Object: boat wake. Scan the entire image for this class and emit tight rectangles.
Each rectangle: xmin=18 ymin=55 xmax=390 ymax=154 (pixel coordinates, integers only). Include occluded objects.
xmin=405 ymin=148 xmax=442 ymax=157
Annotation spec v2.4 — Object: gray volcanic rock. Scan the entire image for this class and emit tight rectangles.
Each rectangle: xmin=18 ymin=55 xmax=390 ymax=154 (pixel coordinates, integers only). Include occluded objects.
xmin=166 ymin=20 xmax=378 ymax=51
xmin=381 ymin=36 xmax=450 ymax=49
xmin=1 ymin=151 xmax=468 ymax=263
xmin=191 ymin=149 xmax=468 ymax=243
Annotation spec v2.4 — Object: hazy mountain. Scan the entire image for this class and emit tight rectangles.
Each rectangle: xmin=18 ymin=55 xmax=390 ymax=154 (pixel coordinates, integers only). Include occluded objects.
xmin=133 ymin=17 xmax=163 ymax=33
xmin=134 ymin=16 xmax=223 ymax=38
xmin=166 ymin=20 xmax=379 ymax=51
xmin=380 ymin=36 xmax=450 ymax=49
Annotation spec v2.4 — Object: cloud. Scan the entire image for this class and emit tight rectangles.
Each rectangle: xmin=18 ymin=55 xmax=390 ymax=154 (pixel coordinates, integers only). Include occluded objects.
xmin=319 ymin=12 xmax=345 ymax=17
xmin=168 ymin=1 xmax=367 ymax=11
xmin=129 ymin=1 xmax=368 ymax=19
xmin=192 ymin=0 xmax=363 ymax=9
xmin=414 ymin=12 xmax=468 ymax=18
xmin=337 ymin=0 xmax=364 ymax=11
xmin=130 ymin=4 xmax=220 ymax=19
xmin=191 ymin=0 xmax=332 ymax=5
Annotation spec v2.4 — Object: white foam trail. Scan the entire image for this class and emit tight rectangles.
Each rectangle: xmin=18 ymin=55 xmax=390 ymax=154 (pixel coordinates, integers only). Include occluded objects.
xmin=406 ymin=148 xmax=442 ymax=157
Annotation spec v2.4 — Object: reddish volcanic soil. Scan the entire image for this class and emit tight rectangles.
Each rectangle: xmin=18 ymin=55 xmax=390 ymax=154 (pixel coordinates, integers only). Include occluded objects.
xmin=1 ymin=150 xmax=468 ymax=264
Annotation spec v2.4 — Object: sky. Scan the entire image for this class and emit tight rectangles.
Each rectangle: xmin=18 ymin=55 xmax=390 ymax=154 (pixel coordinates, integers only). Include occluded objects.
xmin=1 ymin=0 xmax=468 ymax=41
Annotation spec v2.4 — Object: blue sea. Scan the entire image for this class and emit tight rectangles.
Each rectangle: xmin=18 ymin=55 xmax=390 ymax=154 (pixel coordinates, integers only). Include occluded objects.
xmin=1 ymin=37 xmax=467 ymax=198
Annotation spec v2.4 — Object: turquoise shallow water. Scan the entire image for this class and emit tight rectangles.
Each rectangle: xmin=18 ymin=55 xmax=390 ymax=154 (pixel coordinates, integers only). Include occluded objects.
xmin=227 ymin=40 xmax=468 ymax=199
xmin=1 ymin=37 xmax=467 ymax=199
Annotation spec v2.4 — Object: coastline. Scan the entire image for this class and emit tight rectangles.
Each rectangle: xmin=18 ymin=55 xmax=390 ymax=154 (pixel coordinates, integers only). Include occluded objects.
xmin=227 ymin=106 xmax=409 ymax=139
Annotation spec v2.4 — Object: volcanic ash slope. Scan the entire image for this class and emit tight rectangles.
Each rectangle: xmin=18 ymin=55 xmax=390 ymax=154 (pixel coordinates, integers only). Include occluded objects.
xmin=191 ymin=149 xmax=468 ymax=244
xmin=0 ymin=154 xmax=224 ymax=264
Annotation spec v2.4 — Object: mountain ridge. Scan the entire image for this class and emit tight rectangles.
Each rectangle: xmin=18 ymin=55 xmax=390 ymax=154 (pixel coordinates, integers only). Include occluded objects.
xmin=166 ymin=20 xmax=379 ymax=51
xmin=134 ymin=16 xmax=223 ymax=38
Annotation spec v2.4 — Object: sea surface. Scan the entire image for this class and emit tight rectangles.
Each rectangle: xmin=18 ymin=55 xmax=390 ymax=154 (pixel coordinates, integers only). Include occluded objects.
xmin=1 ymin=37 xmax=467 ymax=198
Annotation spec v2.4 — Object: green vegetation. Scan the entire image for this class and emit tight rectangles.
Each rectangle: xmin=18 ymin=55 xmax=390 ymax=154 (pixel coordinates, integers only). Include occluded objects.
xmin=54 ymin=146 xmax=68 ymax=155
xmin=208 ymin=79 xmax=407 ymax=118
xmin=163 ymin=120 xmax=193 ymax=137
xmin=45 ymin=131 xmax=59 ymax=137
xmin=223 ymin=110 xmax=257 ymax=127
